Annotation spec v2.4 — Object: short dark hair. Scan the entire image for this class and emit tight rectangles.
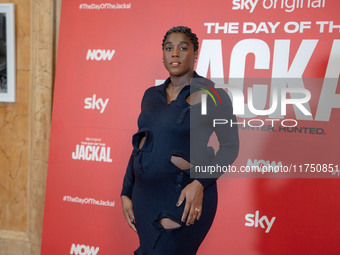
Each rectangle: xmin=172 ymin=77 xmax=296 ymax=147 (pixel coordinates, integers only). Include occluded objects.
xmin=162 ymin=26 xmax=199 ymax=52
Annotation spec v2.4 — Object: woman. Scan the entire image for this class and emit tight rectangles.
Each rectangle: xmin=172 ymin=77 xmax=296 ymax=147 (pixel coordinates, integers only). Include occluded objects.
xmin=121 ymin=26 xmax=239 ymax=255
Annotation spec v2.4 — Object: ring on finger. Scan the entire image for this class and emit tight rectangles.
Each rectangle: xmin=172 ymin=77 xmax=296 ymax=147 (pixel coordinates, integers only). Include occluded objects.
xmin=195 ymin=208 xmax=200 ymax=213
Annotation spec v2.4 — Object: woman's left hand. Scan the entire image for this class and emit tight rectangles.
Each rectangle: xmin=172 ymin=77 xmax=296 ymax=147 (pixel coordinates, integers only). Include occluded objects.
xmin=177 ymin=180 xmax=204 ymax=226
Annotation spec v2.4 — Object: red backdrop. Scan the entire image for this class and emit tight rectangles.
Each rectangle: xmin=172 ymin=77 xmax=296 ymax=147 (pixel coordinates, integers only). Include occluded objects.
xmin=41 ymin=0 xmax=340 ymax=254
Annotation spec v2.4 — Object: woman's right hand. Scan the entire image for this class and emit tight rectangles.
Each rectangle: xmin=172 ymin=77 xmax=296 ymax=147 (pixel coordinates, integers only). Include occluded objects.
xmin=121 ymin=195 xmax=137 ymax=232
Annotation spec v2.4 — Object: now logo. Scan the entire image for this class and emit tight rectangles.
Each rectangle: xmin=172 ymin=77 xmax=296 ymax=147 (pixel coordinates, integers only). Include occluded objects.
xmin=245 ymin=210 xmax=276 ymax=233
xmin=247 ymin=159 xmax=282 ymax=171
xmin=86 ymin=49 xmax=115 ymax=61
xmin=70 ymin=243 xmax=99 ymax=255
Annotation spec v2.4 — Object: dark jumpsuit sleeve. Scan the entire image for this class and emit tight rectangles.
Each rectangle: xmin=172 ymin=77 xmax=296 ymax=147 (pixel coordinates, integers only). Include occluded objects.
xmin=193 ymin=88 xmax=239 ymax=189
xmin=121 ymin=90 xmax=150 ymax=198
xmin=121 ymin=152 xmax=135 ymax=198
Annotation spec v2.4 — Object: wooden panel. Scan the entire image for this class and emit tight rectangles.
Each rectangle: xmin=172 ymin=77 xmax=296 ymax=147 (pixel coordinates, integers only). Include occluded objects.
xmin=0 ymin=0 xmax=30 ymax=233
xmin=0 ymin=0 xmax=57 ymax=254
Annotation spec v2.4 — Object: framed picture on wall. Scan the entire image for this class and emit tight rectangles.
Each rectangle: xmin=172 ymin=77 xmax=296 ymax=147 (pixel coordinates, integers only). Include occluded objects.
xmin=0 ymin=4 xmax=15 ymax=102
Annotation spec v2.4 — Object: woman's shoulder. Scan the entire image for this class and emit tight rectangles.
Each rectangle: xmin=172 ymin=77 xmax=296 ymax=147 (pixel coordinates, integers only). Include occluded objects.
xmin=143 ymin=79 xmax=168 ymax=97
xmin=140 ymin=81 xmax=168 ymax=108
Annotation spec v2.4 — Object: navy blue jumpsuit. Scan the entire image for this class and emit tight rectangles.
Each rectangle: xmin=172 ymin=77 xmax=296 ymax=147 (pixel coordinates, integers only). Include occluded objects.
xmin=121 ymin=72 xmax=239 ymax=255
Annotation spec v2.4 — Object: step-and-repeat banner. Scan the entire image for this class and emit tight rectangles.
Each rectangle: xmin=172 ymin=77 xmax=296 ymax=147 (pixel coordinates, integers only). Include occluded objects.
xmin=41 ymin=0 xmax=340 ymax=254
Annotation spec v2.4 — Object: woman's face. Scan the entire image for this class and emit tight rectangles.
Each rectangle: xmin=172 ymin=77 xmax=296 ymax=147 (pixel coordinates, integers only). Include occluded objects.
xmin=163 ymin=32 xmax=197 ymax=77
